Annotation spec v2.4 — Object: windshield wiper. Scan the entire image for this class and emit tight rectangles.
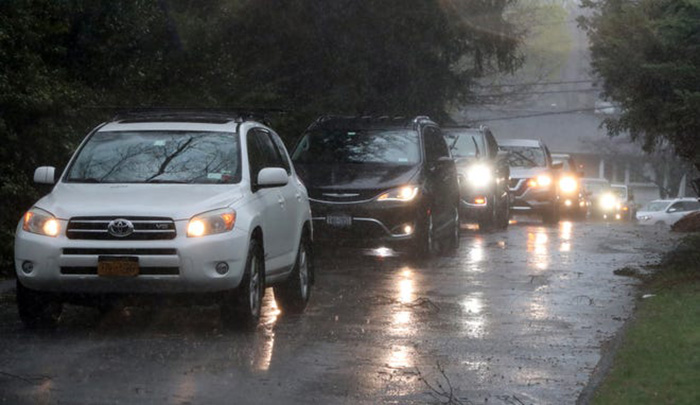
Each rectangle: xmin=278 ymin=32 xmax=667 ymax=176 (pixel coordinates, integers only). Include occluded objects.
xmin=145 ymin=179 xmax=190 ymax=184
xmin=66 ymin=177 xmax=102 ymax=183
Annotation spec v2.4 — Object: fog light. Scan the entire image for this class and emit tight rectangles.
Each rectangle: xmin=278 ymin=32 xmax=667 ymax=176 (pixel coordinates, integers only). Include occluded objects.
xmin=215 ymin=262 xmax=229 ymax=275
xmin=403 ymin=225 xmax=413 ymax=235
xmin=564 ymin=199 xmax=572 ymax=207
xmin=474 ymin=197 xmax=486 ymax=205
xmin=615 ymin=214 xmax=621 ymax=220
xmin=21 ymin=261 xmax=34 ymax=274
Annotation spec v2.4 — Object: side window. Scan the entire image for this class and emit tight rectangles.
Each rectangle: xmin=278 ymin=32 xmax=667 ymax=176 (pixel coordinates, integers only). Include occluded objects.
xmin=423 ymin=126 xmax=449 ymax=162
xmin=247 ymin=128 xmax=285 ymax=185
xmin=683 ymin=200 xmax=700 ymax=211
xmin=269 ymin=132 xmax=292 ymax=175
xmin=668 ymin=202 xmax=684 ymax=212
xmin=485 ymin=131 xmax=498 ymax=159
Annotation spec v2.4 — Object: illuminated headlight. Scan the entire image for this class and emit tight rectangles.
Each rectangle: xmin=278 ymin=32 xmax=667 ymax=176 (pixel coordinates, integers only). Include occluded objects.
xmin=377 ymin=186 xmax=419 ymax=202
xmin=599 ymin=193 xmax=618 ymax=211
xmin=528 ymin=175 xmax=553 ymax=188
xmin=22 ymin=208 xmax=60 ymax=237
xmin=187 ymin=208 xmax=236 ymax=237
xmin=466 ymin=164 xmax=492 ymax=188
xmin=559 ymin=176 xmax=578 ymax=194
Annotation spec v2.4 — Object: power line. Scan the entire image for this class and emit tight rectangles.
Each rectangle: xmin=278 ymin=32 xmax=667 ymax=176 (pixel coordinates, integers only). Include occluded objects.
xmin=475 ymin=79 xmax=597 ymax=88
xmin=472 ymin=107 xmax=599 ymax=122
xmin=477 ymin=88 xmax=601 ymax=97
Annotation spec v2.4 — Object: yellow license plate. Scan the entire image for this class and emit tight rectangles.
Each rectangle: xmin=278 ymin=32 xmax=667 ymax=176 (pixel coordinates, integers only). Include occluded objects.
xmin=98 ymin=257 xmax=139 ymax=277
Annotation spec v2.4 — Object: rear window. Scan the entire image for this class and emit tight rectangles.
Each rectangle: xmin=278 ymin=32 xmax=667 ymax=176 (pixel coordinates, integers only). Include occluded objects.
xmin=499 ymin=145 xmax=546 ymax=168
xmin=443 ymin=131 xmax=486 ymax=158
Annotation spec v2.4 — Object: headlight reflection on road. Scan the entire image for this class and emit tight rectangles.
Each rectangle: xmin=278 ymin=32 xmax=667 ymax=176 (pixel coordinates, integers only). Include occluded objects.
xmin=465 ymin=237 xmax=485 ymax=273
xmin=253 ymin=288 xmax=281 ymax=371
xmin=461 ymin=292 xmax=487 ymax=339
xmin=391 ymin=267 xmax=416 ymax=335
xmin=527 ymin=227 xmax=549 ymax=271
xmin=559 ymin=221 xmax=573 ymax=253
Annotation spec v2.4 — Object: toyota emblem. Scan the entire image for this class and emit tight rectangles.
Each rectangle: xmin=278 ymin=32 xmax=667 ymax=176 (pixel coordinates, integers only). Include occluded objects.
xmin=107 ymin=218 xmax=134 ymax=238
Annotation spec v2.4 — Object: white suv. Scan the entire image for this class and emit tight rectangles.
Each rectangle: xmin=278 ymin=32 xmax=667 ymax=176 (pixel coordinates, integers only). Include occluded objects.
xmin=14 ymin=111 xmax=314 ymax=329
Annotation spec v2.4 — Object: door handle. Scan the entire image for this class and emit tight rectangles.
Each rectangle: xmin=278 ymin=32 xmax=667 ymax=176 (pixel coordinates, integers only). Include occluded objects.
xmin=278 ymin=197 xmax=285 ymax=207
xmin=295 ymin=192 xmax=302 ymax=201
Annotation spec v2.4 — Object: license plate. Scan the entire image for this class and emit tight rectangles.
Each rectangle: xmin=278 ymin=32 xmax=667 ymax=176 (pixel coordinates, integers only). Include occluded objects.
xmin=98 ymin=257 xmax=139 ymax=277
xmin=326 ymin=214 xmax=352 ymax=228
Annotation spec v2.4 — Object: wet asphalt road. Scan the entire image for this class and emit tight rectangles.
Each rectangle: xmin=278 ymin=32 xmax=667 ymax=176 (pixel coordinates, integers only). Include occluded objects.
xmin=0 ymin=219 xmax=679 ymax=404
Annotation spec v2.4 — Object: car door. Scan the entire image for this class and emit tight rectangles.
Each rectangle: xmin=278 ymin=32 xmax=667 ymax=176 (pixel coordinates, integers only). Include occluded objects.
xmin=664 ymin=201 xmax=686 ymax=224
xmin=423 ymin=126 xmax=457 ymax=232
xmin=246 ymin=128 xmax=295 ymax=269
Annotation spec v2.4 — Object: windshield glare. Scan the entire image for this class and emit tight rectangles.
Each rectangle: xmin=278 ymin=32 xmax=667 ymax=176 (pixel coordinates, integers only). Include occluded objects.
xmin=292 ymin=129 xmax=420 ymax=164
xmin=499 ymin=145 xmax=546 ymax=168
xmin=444 ymin=132 xmax=485 ymax=158
xmin=65 ymin=131 xmax=241 ymax=184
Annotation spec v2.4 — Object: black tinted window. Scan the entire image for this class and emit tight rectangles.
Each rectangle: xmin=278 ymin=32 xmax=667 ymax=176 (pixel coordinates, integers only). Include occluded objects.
xmin=424 ymin=127 xmax=449 ymax=162
xmin=292 ymin=129 xmax=420 ymax=164
xmin=248 ymin=129 xmax=286 ymax=181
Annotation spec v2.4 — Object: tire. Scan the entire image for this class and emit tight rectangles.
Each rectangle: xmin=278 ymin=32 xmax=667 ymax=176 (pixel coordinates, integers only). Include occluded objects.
xmin=496 ymin=194 xmax=510 ymax=230
xmin=444 ymin=206 xmax=460 ymax=252
xmin=413 ymin=212 xmax=436 ymax=259
xmin=478 ymin=195 xmax=496 ymax=231
xmin=16 ymin=280 xmax=62 ymax=329
xmin=275 ymin=232 xmax=313 ymax=314
xmin=221 ymin=238 xmax=264 ymax=330
xmin=542 ymin=205 xmax=560 ymax=225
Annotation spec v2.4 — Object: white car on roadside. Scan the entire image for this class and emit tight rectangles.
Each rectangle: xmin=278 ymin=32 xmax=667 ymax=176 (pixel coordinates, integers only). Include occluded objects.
xmin=14 ymin=110 xmax=314 ymax=329
xmin=636 ymin=198 xmax=700 ymax=227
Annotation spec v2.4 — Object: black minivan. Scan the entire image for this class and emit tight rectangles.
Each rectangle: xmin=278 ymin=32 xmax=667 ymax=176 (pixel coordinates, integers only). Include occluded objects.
xmin=291 ymin=116 xmax=460 ymax=257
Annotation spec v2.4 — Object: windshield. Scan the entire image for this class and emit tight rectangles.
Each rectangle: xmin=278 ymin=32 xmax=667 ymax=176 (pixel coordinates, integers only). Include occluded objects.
xmin=583 ymin=181 xmax=610 ymax=195
xmin=292 ymin=129 xmax=420 ymax=164
xmin=499 ymin=145 xmax=546 ymax=168
xmin=611 ymin=186 xmax=627 ymax=199
xmin=65 ymin=131 xmax=241 ymax=184
xmin=643 ymin=201 xmax=670 ymax=212
xmin=443 ymin=131 xmax=486 ymax=158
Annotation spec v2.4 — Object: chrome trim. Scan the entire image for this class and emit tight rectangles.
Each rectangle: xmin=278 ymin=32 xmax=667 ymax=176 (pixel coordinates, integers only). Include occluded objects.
xmin=312 ymin=216 xmax=413 ymax=238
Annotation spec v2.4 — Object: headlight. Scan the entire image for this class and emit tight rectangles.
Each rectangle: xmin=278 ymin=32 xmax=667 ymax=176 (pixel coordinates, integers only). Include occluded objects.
xmin=559 ymin=176 xmax=578 ymax=194
xmin=22 ymin=208 xmax=60 ymax=237
xmin=599 ymin=193 xmax=617 ymax=210
xmin=187 ymin=208 xmax=236 ymax=237
xmin=466 ymin=164 xmax=492 ymax=188
xmin=377 ymin=186 xmax=419 ymax=202
xmin=528 ymin=175 xmax=552 ymax=188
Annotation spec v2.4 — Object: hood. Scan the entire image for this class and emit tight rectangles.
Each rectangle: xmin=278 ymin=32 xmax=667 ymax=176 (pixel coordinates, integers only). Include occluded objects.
xmin=295 ymin=163 xmax=420 ymax=200
xmin=509 ymin=167 xmax=550 ymax=180
xmin=35 ymin=182 xmax=246 ymax=220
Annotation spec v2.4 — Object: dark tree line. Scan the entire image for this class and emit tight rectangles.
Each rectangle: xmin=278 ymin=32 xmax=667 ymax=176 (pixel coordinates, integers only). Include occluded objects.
xmin=0 ymin=0 xmax=522 ymax=270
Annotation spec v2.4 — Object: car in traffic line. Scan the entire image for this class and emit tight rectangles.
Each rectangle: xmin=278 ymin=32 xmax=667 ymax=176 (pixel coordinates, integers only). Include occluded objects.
xmin=498 ymin=139 xmax=561 ymax=224
xmin=610 ymin=184 xmax=637 ymax=221
xmin=551 ymin=153 xmax=587 ymax=220
xmin=15 ymin=110 xmax=314 ymax=329
xmin=443 ymin=126 xmax=510 ymax=230
xmin=291 ymin=115 xmax=460 ymax=258
xmin=636 ymin=198 xmax=700 ymax=227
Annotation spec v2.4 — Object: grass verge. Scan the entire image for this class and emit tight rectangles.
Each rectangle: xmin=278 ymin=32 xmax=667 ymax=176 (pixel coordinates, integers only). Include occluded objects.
xmin=592 ymin=234 xmax=700 ymax=404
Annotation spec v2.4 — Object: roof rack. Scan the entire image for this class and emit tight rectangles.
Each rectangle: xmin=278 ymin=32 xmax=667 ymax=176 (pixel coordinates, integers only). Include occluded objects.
xmin=308 ymin=114 xmax=434 ymax=131
xmin=111 ymin=107 xmax=285 ymax=125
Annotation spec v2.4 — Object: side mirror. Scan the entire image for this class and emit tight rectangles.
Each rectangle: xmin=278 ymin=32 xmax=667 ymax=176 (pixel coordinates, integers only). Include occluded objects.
xmin=257 ymin=167 xmax=288 ymax=188
xmin=552 ymin=161 xmax=563 ymax=170
xmin=34 ymin=166 xmax=56 ymax=185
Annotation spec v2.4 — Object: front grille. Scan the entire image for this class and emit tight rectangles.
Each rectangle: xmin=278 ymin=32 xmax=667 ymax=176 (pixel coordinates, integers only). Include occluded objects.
xmin=508 ymin=178 xmax=530 ymax=197
xmin=62 ymin=248 xmax=178 ymax=256
xmin=308 ymin=188 xmax=383 ymax=203
xmin=60 ymin=266 xmax=180 ymax=275
xmin=66 ymin=217 xmax=176 ymax=240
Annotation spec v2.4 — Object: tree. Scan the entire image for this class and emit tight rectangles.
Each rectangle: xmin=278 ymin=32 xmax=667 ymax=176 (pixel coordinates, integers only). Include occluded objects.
xmin=579 ymin=0 xmax=700 ymax=171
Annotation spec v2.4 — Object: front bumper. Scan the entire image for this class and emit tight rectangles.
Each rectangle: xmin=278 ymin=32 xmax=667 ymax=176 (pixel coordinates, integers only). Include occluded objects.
xmin=508 ymin=179 xmax=556 ymax=214
xmin=14 ymin=220 xmax=249 ymax=294
xmin=310 ymin=199 xmax=422 ymax=250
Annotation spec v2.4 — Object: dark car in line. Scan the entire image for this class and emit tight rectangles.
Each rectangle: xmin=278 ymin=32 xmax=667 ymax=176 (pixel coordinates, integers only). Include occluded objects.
xmin=291 ymin=115 xmax=460 ymax=258
xmin=443 ymin=126 xmax=510 ymax=230
xmin=551 ymin=153 xmax=587 ymax=220
xmin=498 ymin=139 xmax=562 ymax=224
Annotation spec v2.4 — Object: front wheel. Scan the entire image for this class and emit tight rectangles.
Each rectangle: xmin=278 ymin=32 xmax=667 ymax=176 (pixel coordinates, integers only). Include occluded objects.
xmin=221 ymin=238 xmax=264 ymax=330
xmin=275 ymin=233 xmax=313 ymax=314
xmin=413 ymin=212 xmax=436 ymax=259
xmin=444 ymin=206 xmax=460 ymax=252
xmin=16 ymin=280 xmax=63 ymax=329
xmin=542 ymin=205 xmax=560 ymax=225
